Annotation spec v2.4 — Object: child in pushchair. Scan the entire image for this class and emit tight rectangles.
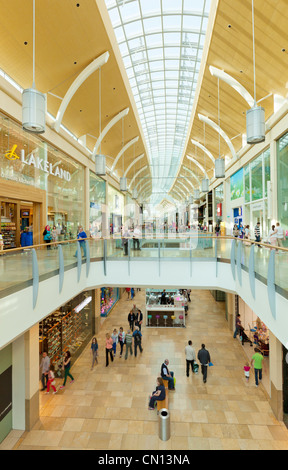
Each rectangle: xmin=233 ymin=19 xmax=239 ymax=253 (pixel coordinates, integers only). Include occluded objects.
xmin=239 ymin=327 xmax=253 ymax=347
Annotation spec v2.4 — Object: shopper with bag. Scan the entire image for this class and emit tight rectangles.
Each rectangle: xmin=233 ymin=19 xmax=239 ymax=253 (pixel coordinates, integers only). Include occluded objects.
xmin=118 ymin=327 xmax=125 ymax=358
xmin=90 ymin=337 xmax=98 ymax=370
xmin=197 ymin=344 xmax=211 ymax=384
xmin=185 ymin=340 xmax=196 ymax=377
xmin=105 ymin=333 xmax=114 ymax=367
xmin=133 ymin=326 xmax=143 ymax=357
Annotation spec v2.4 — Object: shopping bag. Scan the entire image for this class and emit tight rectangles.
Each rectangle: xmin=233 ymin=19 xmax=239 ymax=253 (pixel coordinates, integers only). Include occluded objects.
xmin=209 ymin=362 xmax=214 ymax=367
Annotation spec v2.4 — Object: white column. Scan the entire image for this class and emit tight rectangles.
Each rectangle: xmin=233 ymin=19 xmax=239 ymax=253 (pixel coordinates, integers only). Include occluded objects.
xmin=12 ymin=335 xmax=25 ymax=430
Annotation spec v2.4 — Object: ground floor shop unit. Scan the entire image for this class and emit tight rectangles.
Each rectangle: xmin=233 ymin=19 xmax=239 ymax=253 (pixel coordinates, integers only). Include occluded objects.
xmin=1 ymin=289 xmax=288 ymax=450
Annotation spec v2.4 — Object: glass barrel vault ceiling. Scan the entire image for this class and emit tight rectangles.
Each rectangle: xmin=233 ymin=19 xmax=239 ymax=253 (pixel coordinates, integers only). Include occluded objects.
xmin=105 ymin=0 xmax=211 ymax=202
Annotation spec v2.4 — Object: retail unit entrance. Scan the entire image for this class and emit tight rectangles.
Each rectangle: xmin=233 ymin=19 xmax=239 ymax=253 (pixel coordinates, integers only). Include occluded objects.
xmin=0 ymin=177 xmax=46 ymax=249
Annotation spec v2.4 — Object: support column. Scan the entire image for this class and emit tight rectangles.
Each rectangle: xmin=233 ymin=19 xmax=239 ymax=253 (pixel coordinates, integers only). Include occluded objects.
xmin=24 ymin=325 xmax=40 ymax=431
xmin=93 ymin=288 xmax=101 ymax=335
xmin=226 ymin=293 xmax=235 ymax=332
xmin=269 ymin=331 xmax=283 ymax=421
xmin=12 ymin=336 xmax=25 ymax=431
xmin=84 ymin=167 xmax=90 ymax=234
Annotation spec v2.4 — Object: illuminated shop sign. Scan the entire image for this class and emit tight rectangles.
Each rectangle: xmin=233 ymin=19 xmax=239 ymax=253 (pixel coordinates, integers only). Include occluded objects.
xmin=4 ymin=145 xmax=71 ymax=182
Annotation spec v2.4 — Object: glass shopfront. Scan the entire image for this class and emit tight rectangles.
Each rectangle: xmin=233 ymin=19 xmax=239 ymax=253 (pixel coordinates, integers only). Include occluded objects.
xmin=39 ymin=291 xmax=94 ymax=377
xmin=89 ymin=171 xmax=106 ymax=238
xmin=0 ymin=112 xmax=85 ymax=244
xmin=100 ymin=287 xmax=119 ymax=317
xmin=108 ymin=185 xmax=124 ymax=235
xmin=244 ymin=148 xmax=271 ymax=238
xmin=214 ymin=183 xmax=224 ymax=223
xmin=277 ymin=133 xmax=288 ymax=241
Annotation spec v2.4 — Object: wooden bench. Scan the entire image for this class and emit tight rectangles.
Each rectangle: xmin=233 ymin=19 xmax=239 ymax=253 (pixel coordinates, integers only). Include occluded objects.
xmin=157 ymin=392 xmax=169 ymax=413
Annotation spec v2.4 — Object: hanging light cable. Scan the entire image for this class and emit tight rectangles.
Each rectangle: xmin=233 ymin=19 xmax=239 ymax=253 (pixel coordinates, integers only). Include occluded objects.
xmin=120 ymin=116 xmax=127 ymax=191
xmin=246 ymin=0 xmax=265 ymax=144
xmin=22 ymin=0 xmax=46 ymax=133
xmin=95 ymin=66 xmax=106 ymax=175
xmin=201 ymin=122 xmax=209 ymax=192
xmin=215 ymin=78 xmax=225 ymax=178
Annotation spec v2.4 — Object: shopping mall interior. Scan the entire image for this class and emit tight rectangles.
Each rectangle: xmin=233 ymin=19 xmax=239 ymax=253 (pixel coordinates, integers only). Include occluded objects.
xmin=1 ymin=0 xmax=288 ymax=452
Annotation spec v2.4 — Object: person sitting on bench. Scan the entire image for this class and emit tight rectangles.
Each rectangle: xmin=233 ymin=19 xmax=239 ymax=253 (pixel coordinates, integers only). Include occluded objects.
xmin=148 ymin=377 xmax=166 ymax=410
xmin=161 ymin=359 xmax=175 ymax=390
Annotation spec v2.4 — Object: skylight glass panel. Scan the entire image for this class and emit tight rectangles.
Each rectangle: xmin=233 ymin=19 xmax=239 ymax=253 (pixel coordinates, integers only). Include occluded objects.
xmin=105 ymin=0 xmax=210 ymax=202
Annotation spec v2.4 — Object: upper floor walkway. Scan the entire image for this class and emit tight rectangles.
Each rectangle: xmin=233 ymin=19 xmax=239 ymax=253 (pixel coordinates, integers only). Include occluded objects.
xmin=0 ymin=233 xmax=287 ymax=350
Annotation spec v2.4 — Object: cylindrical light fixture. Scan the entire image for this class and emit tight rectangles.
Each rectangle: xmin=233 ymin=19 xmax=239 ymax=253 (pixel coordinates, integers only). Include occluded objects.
xmin=215 ymin=158 xmax=225 ymax=178
xmin=246 ymin=106 xmax=265 ymax=144
xmin=132 ymin=188 xmax=138 ymax=199
xmin=201 ymin=178 xmax=209 ymax=193
xmin=95 ymin=154 xmax=106 ymax=176
xmin=194 ymin=189 xmax=200 ymax=200
xmin=22 ymin=88 xmax=46 ymax=133
xmin=189 ymin=195 xmax=194 ymax=205
xmin=120 ymin=176 xmax=127 ymax=192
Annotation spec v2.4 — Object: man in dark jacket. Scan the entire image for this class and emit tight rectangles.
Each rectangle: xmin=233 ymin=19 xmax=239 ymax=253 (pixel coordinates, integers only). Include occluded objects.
xmin=128 ymin=311 xmax=136 ymax=332
xmin=161 ymin=359 xmax=175 ymax=390
xmin=135 ymin=309 xmax=143 ymax=331
xmin=197 ymin=344 xmax=211 ymax=384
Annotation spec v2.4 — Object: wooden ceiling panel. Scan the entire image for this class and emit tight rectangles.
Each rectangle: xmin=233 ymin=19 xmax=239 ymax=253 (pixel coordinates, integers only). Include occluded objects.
xmin=0 ymin=0 xmax=149 ymax=178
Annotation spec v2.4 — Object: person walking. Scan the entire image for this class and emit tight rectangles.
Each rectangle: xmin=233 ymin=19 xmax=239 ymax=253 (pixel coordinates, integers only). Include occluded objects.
xmin=161 ymin=359 xmax=175 ymax=390
xmin=276 ymin=222 xmax=285 ymax=250
xmin=135 ymin=309 xmax=143 ymax=331
xmin=59 ymin=351 xmax=74 ymax=390
xmin=197 ymin=344 xmax=211 ymax=384
xmin=254 ymin=221 xmax=261 ymax=247
xmin=125 ymin=288 xmax=131 ymax=300
xmin=105 ymin=333 xmax=114 ymax=367
xmin=43 ymin=225 xmax=52 ymax=250
xmin=244 ymin=362 xmax=251 ymax=384
xmin=45 ymin=364 xmax=57 ymax=394
xmin=111 ymin=328 xmax=118 ymax=357
xmin=124 ymin=329 xmax=133 ymax=360
xmin=148 ymin=377 xmax=166 ymax=410
xmin=133 ymin=326 xmax=143 ymax=357
xmin=118 ymin=327 xmax=125 ymax=358
xmin=268 ymin=225 xmax=277 ymax=250
xmin=131 ymin=287 xmax=135 ymax=300
xmin=0 ymin=230 xmax=4 ymax=252
xmin=90 ymin=337 xmax=98 ymax=370
xmin=40 ymin=351 xmax=50 ymax=391
xmin=251 ymin=348 xmax=264 ymax=387
xmin=185 ymin=340 xmax=196 ymax=377
xmin=233 ymin=314 xmax=242 ymax=339
xmin=75 ymin=226 xmax=87 ymax=258
xmin=128 ymin=310 xmax=136 ymax=332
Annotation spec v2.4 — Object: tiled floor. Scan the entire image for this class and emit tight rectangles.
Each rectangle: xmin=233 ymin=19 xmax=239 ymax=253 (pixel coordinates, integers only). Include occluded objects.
xmin=7 ymin=289 xmax=288 ymax=450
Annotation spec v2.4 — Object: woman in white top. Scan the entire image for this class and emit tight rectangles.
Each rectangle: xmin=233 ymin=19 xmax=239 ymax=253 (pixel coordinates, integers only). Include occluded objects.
xmin=268 ymin=225 xmax=277 ymax=249
xmin=0 ymin=231 xmax=3 ymax=252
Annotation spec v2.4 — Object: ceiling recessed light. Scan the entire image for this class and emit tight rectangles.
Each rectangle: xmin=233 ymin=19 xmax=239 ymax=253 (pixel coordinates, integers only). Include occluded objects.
xmin=24 ymin=41 xmax=28 ymax=45
xmin=228 ymin=24 xmax=232 ymax=28
xmin=282 ymin=48 xmax=286 ymax=52
xmin=76 ymin=3 xmax=80 ymax=6
xmin=74 ymin=61 xmax=77 ymax=64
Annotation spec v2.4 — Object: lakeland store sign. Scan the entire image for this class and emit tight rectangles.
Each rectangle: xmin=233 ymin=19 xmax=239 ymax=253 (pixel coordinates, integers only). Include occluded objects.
xmin=4 ymin=144 xmax=71 ymax=182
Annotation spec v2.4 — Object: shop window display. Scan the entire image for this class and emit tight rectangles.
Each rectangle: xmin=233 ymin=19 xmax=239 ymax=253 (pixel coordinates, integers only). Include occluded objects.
xmin=277 ymin=133 xmax=288 ymax=238
xmin=90 ymin=171 xmax=106 ymax=238
xmin=100 ymin=287 xmax=119 ymax=317
xmin=39 ymin=291 xmax=94 ymax=376
xmin=0 ymin=113 xmax=85 ymax=240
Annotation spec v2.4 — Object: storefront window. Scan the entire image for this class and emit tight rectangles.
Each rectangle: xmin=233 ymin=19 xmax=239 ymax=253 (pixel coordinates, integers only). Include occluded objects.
xmin=264 ymin=149 xmax=271 ymax=198
xmin=100 ymin=287 xmax=119 ymax=317
xmin=251 ymin=154 xmax=263 ymax=201
xmin=90 ymin=171 xmax=105 ymax=238
xmin=39 ymin=291 xmax=94 ymax=377
xmin=277 ymin=133 xmax=288 ymax=236
xmin=214 ymin=183 xmax=224 ymax=222
xmin=108 ymin=185 xmax=124 ymax=235
xmin=0 ymin=113 xmax=85 ymax=240
xmin=244 ymin=165 xmax=250 ymax=203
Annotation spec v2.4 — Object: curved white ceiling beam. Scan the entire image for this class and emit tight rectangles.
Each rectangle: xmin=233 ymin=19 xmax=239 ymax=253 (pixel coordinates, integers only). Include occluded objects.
xmin=186 ymin=155 xmax=208 ymax=179
xmin=209 ymin=66 xmax=255 ymax=108
xmin=92 ymin=108 xmax=129 ymax=158
xmin=111 ymin=137 xmax=139 ymax=174
xmin=135 ymin=176 xmax=151 ymax=191
xmin=176 ymin=180 xmax=191 ymax=195
xmin=136 ymin=180 xmax=151 ymax=196
xmin=191 ymin=139 xmax=215 ymax=164
xmin=124 ymin=153 xmax=145 ymax=178
xmin=173 ymin=185 xmax=186 ymax=198
xmin=171 ymin=190 xmax=182 ymax=201
xmin=198 ymin=114 xmax=236 ymax=160
xmin=179 ymin=176 xmax=194 ymax=191
xmin=183 ymin=166 xmax=201 ymax=186
xmin=128 ymin=166 xmax=148 ymax=190
xmin=53 ymin=52 xmax=110 ymax=133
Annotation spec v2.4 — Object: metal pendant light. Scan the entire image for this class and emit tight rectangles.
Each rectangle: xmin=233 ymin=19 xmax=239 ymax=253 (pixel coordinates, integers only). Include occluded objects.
xmin=95 ymin=67 xmax=106 ymax=175
xmin=215 ymin=78 xmax=225 ymax=178
xmin=194 ymin=189 xmax=200 ymax=200
xmin=189 ymin=195 xmax=194 ymax=205
xmin=246 ymin=0 xmax=265 ymax=144
xmin=132 ymin=187 xmax=138 ymax=199
xmin=22 ymin=0 xmax=46 ymax=134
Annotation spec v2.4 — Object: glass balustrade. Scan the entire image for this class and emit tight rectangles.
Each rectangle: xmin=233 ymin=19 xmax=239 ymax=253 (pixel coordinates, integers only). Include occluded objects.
xmin=0 ymin=236 xmax=287 ymax=298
